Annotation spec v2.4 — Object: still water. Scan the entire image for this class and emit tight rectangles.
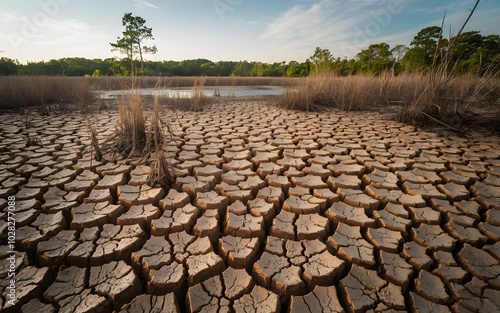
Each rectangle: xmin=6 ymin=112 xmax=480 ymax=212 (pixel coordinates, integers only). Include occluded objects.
xmin=99 ymin=86 xmax=288 ymax=99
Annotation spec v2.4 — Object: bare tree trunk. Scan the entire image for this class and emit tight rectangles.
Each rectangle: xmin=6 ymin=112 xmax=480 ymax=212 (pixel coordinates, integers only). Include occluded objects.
xmin=138 ymin=42 xmax=144 ymax=75
xmin=129 ymin=43 xmax=135 ymax=76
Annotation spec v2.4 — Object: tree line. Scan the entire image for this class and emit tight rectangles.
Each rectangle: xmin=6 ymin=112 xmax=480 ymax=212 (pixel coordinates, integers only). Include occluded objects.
xmin=1 ymin=26 xmax=498 ymax=77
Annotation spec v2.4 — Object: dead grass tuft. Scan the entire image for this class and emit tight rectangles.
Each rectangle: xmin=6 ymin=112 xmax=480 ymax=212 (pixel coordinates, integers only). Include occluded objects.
xmin=146 ymin=90 xmax=175 ymax=188
xmin=98 ymin=83 xmax=176 ymax=188
xmin=148 ymin=146 xmax=175 ymax=189
xmin=190 ymin=76 xmax=206 ymax=112
xmin=100 ymin=91 xmax=147 ymax=158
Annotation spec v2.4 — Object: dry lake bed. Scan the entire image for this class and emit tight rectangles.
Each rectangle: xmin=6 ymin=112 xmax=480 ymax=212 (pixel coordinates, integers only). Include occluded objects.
xmin=1 ymin=99 xmax=499 ymax=312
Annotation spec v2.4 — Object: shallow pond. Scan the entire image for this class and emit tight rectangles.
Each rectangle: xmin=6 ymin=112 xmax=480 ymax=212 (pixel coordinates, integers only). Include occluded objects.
xmin=99 ymin=85 xmax=288 ymax=99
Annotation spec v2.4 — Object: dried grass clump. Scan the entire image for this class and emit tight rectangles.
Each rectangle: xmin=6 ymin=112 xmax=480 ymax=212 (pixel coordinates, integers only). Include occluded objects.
xmin=146 ymin=92 xmax=175 ymax=188
xmin=99 ymin=87 xmax=176 ymax=188
xmin=101 ymin=91 xmax=147 ymax=158
xmin=148 ymin=147 xmax=174 ymax=189
xmin=190 ymin=76 xmax=206 ymax=112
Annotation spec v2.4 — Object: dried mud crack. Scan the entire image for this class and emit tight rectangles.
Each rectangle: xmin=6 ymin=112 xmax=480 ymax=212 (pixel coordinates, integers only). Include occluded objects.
xmin=0 ymin=100 xmax=499 ymax=312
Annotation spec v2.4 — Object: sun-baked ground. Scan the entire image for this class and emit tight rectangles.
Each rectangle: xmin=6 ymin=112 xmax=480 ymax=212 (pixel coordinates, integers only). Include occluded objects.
xmin=1 ymin=99 xmax=499 ymax=312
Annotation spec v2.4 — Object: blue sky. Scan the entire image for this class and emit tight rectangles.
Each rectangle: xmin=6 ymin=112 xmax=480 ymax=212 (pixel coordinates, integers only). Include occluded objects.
xmin=1 ymin=0 xmax=499 ymax=64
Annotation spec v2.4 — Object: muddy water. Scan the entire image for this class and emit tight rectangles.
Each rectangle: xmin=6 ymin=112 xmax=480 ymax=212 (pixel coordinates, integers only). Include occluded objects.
xmin=1 ymin=100 xmax=499 ymax=312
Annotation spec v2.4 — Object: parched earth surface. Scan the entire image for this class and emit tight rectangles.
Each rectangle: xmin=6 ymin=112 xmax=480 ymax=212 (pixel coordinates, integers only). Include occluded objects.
xmin=1 ymin=100 xmax=500 ymax=313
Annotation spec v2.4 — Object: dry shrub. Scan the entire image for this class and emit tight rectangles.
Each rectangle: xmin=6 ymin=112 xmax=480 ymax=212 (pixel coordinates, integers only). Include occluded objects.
xmin=160 ymin=93 xmax=191 ymax=111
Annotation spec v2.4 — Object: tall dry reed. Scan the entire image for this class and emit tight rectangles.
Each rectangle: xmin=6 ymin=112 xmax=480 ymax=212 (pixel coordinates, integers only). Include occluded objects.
xmin=0 ymin=76 xmax=95 ymax=110
xmin=146 ymin=90 xmax=175 ymax=188
xmin=276 ymin=72 xmax=499 ymax=129
xmin=190 ymin=76 xmax=206 ymax=112
xmin=99 ymin=82 xmax=176 ymax=187
xmin=277 ymin=74 xmax=417 ymax=112
xmin=101 ymin=91 xmax=147 ymax=158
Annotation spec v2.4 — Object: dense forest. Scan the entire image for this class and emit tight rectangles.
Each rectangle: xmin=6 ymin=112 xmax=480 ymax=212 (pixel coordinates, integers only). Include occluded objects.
xmin=1 ymin=26 xmax=499 ymax=77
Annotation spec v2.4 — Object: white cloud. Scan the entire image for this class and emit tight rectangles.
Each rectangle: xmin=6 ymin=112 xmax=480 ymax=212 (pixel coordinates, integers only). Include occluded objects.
xmin=260 ymin=0 xmax=412 ymax=58
xmin=0 ymin=12 xmax=111 ymax=60
xmin=133 ymin=0 xmax=159 ymax=9
xmin=0 ymin=12 xmax=19 ymax=23
xmin=260 ymin=2 xmax=325 ymax=41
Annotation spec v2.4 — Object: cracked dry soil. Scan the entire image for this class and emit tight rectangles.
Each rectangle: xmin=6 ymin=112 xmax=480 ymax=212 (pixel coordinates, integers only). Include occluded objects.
xmin=1 ymin=99 xmax=500 ymax=313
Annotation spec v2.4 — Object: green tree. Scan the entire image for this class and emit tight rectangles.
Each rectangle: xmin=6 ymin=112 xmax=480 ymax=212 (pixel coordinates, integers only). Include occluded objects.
xmin=401 ymin=26 xmax=446 ymax=72
xmin=356 ymin=43 xmax=392 ymax=74
xmin=213 ymin=61 xmax=236 ymax=76
xmin=110 ymin=13 xmax=157 ymax=76
xmin=412 ymin=26 xmax=443 ymax=58
xmin=309 ymin=47 xmax=333 ymax=74
xmin=0 ymin=57 xmax=19 ymax=75
xmin=478 ymin=34 xmax=500 ymax=72
xmin=458 ymin=34 xmax=500 ymax=74
xmin=449 ymin=31 xmax=486 ymax=73
xmin=331 ymin=58 xmax=356 ymax=76
xmin=286 ymin=61 xmax=307 ymax=77
xmin=263 ymin=62 xmax=286 ymax=76
xmin=452 ymin=31 xmax=483 ymax=61
xmin=232 ymin=61 xmax=253 ymax=76
xmin=250 ymin=62 xmax=265 ymax=77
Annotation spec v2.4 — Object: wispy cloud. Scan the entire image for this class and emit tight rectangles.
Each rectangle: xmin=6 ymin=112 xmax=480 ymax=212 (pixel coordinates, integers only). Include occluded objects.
xmin=347 ymin=0 xmax=386 ymax=10
xmin=133 ymin=0 xmax=159 ymax=9
xmin=0 ymin=12 xmax=110 ymax=59
xmin=411 ymin=0 xmax=472 ymax=15
xmin=260 ymin=0 xmax=412 ymax=58
xmin=238 ymin=19 xmax=267 ymax=26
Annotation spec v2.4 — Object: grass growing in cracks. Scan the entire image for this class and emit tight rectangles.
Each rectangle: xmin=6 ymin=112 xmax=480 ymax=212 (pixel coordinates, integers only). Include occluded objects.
xmin=98 ymin=82 xmax=175 ymax=188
